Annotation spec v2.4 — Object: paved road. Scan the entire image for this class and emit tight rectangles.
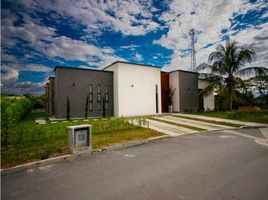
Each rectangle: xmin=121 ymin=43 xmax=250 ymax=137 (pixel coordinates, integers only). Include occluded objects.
xmin=2 ymin=129 xmax=268 ymax=200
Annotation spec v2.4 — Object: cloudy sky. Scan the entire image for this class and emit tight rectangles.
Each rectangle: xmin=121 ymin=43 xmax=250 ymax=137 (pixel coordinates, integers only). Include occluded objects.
xmin=1 ymin=0 xmax=268 ymax=95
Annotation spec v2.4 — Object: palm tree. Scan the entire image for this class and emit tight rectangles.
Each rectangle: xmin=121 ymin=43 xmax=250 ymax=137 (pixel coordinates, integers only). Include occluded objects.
xmin=197 ymin=40 xmax=267 ymax=111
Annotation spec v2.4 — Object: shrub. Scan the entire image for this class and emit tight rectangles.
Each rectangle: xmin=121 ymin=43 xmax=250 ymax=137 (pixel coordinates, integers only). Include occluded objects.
xmin=227 ymin=110 xmax=268 ymax=119
xmin=85 ymin=95 xmax=89 ymax=118
xmin=102 ymin=96 xmax=106 ymax=118
xmin=66 ymin=97 xmax=70 ymax=120
xmin=1 ymin=97 xmax=32 ymax=147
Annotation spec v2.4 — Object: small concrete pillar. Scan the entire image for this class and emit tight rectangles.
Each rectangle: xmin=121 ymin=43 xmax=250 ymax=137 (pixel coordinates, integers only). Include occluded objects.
xmin=67 ymin=125 xmax=92 ymax=154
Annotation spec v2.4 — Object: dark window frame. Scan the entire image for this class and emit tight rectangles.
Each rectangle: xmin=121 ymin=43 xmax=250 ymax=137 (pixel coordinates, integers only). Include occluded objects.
xmin=97 ymin=84 xmax=101 ymax=111
xmin=89 ymin=84 xmax=93 ymax=111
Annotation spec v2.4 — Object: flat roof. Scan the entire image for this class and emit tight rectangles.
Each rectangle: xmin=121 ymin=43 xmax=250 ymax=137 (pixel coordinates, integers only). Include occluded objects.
xmin=54 ymin=62 xmax=197 ymax=75
xmin=103 ymin=61 xmax=162 ymax=70
xmin=169 ymin=69 xmax=199 ymax=74
xmin=54 ymin=66 xmax=113 ymax=73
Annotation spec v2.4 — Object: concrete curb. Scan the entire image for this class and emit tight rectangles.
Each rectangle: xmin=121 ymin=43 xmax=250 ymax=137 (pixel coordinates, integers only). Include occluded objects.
xmin=255 ymin=139 xmax=268 ymax=147
xmin=1 ymin=135 xmax=171 ymax=176
xmin=1 ymin=154 xmax=74 ymax=176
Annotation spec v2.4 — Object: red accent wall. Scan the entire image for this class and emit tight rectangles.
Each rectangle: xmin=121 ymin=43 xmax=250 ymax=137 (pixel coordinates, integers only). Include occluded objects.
xmin=161 ymin=72 xmax=169 ymax=113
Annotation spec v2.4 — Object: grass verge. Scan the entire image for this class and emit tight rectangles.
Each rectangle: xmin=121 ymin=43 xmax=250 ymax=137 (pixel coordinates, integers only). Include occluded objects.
xmin=194 ymin=110 xmax=268 ymax=124
xmin=171 ymin=115 xmax=242 ymax=127
xmin=1 ymin=112 xmax=164 ymax=168
xmin=148 ymin=117 xmax=206 ymax=132
xmin=93 ymin=128 xmax=164 ymax=149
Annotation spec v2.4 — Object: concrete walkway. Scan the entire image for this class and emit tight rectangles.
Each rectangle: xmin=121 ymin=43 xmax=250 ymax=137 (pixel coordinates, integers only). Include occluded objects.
xmin=156 ymin=116 xmax=232 ymax=131
xmin=172 ymin=113 xmax=268 ymax=127
xmin=147 ymin=119 xmax=195 ymax=136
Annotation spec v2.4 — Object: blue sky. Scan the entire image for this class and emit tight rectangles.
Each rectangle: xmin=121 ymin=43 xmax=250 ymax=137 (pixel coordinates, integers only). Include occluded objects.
xmin=1 ymin=0 xmax=268 ymax=95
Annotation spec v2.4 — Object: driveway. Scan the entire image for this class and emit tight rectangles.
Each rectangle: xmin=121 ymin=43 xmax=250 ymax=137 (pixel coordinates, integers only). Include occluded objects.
xmin=2 ymin=128 xmax=268 ymax=200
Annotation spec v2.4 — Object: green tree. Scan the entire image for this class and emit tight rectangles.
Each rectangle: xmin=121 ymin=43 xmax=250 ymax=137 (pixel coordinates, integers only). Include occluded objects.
xmin=197 ymin=41 xmax=267 ymax=111
xmin=85 ymin=95 xmax=89 ymax=118
xmin=66 ymin=97 xmax=70 ymax=120
xmin=102 ymin=96 xmax=106 ymax=118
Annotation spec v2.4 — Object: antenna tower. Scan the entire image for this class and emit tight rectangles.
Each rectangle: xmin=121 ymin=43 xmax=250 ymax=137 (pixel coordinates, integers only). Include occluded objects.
xmin=189 ymin=28 xmax=197 ymax=72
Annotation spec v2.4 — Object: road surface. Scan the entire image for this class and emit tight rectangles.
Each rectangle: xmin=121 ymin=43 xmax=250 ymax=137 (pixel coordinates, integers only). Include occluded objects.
xmin=2 ymin=129 xmax=268 ymax=200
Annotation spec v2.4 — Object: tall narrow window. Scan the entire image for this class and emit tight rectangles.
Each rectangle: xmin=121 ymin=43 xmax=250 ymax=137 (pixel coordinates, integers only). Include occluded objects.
xmin=155 ymin=84 xmax=159 ymax=113
xmin=105 ymin=86 xmax=109 ymax=110
xmin=89 ymin=84 xmax=93 ymax=111
xmin=97 ymin=84 xmax=101 ymax=111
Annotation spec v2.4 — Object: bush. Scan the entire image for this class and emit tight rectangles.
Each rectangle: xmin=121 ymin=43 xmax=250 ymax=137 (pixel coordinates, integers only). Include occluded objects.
xmin=227 ymin=110 xmax=268 ymax=119
xmin=1 ymin=97 xmax=32 ymax=147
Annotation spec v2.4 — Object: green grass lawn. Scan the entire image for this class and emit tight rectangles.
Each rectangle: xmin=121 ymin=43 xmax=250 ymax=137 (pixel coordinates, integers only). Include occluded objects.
xmin=194 ymin=110 xmax=268 ymax=124
xmin=1 ymin=112 xmax=164 ymax=168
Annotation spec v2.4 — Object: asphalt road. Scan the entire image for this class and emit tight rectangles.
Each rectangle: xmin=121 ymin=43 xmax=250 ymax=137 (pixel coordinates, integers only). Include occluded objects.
xmin=2 ymin=129 xmax=268 ymax=200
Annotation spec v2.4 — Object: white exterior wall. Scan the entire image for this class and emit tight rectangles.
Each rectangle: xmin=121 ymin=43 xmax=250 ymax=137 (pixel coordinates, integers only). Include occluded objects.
xmin=104 ymin=63 xmax=119 ymax=116
xmin=105 ymin=62 xmax=162 ymax=117
xmin=169 ymin=71 xmax=180 ymax=112
xmin=198 ymin=80 xmax=215 ymax=111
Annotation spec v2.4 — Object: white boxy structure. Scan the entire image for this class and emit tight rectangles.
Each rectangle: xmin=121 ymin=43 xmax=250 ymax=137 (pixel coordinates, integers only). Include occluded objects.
xmin=104 ymin=62 xmax=162 ymax=117
xmin=198 ymin=80 xmax=215 ymax=111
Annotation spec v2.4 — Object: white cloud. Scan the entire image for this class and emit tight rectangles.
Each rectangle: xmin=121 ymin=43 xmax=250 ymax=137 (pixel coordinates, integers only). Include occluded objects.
xmin=154 ymin=0 xmax=268 ymax=71
xmin=2 ymin=81 xmax=45 ymax=96
xmin=135 ymin=53 xmax=143 ymax=61
xmin=120 ymin=44 xmax=140 ymax=50
xmin=2 ymin=11 xmax=126 ymax=69
xmin=1 ymin=65 xmax=19 ymax=87
xmin=17 ymin=0 xmax=160 ymax=36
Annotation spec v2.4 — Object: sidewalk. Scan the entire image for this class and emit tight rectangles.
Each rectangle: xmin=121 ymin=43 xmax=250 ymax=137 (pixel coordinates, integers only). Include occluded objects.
xmin=171 ymin=113 xmax=268 ymax=127
xmin=157 ymin=116 xmax=231 ymax=131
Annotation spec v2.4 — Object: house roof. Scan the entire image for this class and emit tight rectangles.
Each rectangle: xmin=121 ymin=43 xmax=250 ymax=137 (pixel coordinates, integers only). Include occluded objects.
xmin=103 ymin=61 xmax=162 ymax=70
xmin=169 ymin=69 xmax=199 ymax=75
xmin=54 ymin=66 xmax=113 ymax=73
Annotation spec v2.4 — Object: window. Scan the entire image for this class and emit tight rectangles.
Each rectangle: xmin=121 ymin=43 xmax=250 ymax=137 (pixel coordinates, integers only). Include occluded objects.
xmin=97 ymin=84 xmax=101 ymax=111
xmin=89 ymin=84 xmax=93 ymax=111
xmin=105 ymin=86 xmax=109 ymax=110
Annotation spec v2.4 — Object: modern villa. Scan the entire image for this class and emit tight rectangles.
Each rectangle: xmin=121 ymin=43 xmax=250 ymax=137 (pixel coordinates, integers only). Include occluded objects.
xmin=45 ymin=61 xmax=214 ymax=118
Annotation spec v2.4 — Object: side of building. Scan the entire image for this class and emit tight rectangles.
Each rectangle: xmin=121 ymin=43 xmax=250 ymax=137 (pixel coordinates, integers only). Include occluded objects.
xmin=168 ymin=70 xmax=199 ymax=112
xmin=104 ymin=62 xmax=162 ymax=117
xmin=54 ymin=67 xmax=114 ymax=118
xmin=45 ymin=61 xmax=215 ymax=118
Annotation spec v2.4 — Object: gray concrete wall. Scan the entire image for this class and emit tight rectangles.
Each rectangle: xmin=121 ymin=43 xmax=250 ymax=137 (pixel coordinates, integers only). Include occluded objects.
xmin=169 ymin=71 xmax=180 ymax=112
xmin=178 ymin=71 xmax=198 ymax=112
xmin=54 ymin=67 xmax=113 ymax=118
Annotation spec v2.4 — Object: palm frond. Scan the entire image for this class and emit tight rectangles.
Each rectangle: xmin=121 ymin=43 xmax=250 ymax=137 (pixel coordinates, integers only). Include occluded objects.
xmin=199 ymin=74 xmax=224 ymax=96
xmin=235 ymin=77 xmax=247 ymax=92
xmin=196 ymin=63 xmax=212 ymax=72
xmin=235 ymin=66 xmax=268 ymax=78
xmin=235 ymin=44 xmax=256 ymax=69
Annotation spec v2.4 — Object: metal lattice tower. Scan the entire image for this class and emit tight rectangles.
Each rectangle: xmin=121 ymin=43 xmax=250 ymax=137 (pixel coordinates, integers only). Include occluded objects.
xmin=189 ymin=29 xmax=197 ymax=72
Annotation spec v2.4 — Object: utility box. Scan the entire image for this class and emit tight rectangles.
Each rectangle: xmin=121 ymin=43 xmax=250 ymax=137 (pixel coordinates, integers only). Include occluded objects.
xmin=67 ymin=125 xmax=92 ymax=154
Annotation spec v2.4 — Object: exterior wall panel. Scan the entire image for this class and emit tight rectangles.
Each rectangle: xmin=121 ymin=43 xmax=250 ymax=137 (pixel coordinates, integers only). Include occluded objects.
xmin=105 ymin=62 xmax=162 ymax=117
xmin=198 ymin=80 xmax=215 ymax=111
xmin=161 ymin=72 xmax=169 ymax=113
xmin=54 ymin=67 xmax=113 ymax=118
xmin=169 ymin=71 xmax=180 ymax=112
xmin=178 ymin=71 xmax=199 ymax=112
